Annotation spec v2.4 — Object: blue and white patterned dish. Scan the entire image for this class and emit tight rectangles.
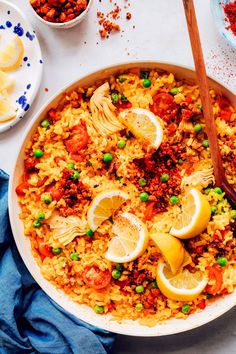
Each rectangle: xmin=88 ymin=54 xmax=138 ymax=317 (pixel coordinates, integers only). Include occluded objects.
xmin=211 ymin=0 xmax=236 ymax=49
xmin=0 ymin=0 xmax=43 ymax=133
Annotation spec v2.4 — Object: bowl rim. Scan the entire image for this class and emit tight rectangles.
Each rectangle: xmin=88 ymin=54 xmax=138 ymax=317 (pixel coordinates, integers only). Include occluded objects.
xmin=28 ymin=0 xmax=93 ymax=28
xmin=8 ymin=60 xmax=236 ymax=336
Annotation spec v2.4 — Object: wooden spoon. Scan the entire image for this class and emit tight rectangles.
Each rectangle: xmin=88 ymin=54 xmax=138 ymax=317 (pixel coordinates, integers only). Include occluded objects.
xmin=182 ymin=0 xmax=236 ymax=206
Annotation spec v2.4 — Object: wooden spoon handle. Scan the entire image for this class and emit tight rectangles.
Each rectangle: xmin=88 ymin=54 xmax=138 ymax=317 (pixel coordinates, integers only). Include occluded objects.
xmin=182 ymin=0 xmax=226 ymax=186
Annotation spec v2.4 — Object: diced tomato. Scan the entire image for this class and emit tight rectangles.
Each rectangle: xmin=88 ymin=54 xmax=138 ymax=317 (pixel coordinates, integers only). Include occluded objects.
xmin=217 ymin=96 xmax=231 ymax=110
xmin=24 ymin=157 xmax=37 ymax=171
xmin=195 ymin=246 xmax=203 ymax=254
xmin=70 ymin=153 xmax=84 ymax=162
xmin=65 ymin=124 xmax=89 ymax=153
xmin=185 ymin=167 xmax=194 ymax=176
xmin=198 ymin=299 xmax=206 ymax=310
xmin=205 ymin=266 xmax=223 ymax=295
xmin=36 ymin=176 xmax=47 ymax=187
xmin=15 ymin=182 xmax=29 ymax=196
xmin=114 ymin=101 xmax=132 ymax=110
xmin=167 ymin=123 xmax=177 ymax=134
xmin=46 ymin=185 xmax=63 ymax=201
xmin=47 ymin=108 xmax=57 ymax=121
xmin=144 ymin=202 xmax=156 ymax=221
xmin=220 ymin=110 xmax=232 ymax=122
xmin=213 ymin=229 xmax=227 ymax=241
xmin=37 ymin=237 xmax=53 ymax=258
xmin=82 ymin=265 xmax=111 ymax=290
xmin=149 ymin=93 xmax=178 ymax=122
xmin=185 ymin=95 xmax=193 ymax=104
xmin=181 ymin=108 xmax=192 ymax=120
xmin=221 ymin=288 xmax=228 ymax=295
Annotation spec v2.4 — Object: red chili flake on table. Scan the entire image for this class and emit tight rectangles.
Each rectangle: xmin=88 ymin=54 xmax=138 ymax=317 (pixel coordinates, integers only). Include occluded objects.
xmin=224 ymin=0 xmax=236 ymax=36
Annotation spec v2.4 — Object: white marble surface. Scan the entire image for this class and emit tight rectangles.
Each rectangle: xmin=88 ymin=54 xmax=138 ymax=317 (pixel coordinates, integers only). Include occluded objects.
xmin=1 ymin=0 xmax=236 ymax=353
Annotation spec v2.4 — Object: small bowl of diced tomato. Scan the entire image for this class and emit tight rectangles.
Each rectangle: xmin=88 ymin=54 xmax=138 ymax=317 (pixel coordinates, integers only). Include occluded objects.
xmin=29 ymin=0 xmax=93 ymax=29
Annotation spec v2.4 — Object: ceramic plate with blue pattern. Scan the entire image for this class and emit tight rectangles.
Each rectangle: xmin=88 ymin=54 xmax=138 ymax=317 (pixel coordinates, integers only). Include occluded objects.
xmin=0 ymin=0 xmax=43 ymax=133
xmin=211 ymin=0 xmax=236 ymax=49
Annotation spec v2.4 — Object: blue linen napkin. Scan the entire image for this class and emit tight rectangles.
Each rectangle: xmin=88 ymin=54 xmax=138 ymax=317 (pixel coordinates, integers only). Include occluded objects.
xmin=0 ymin=170 xmax=115 ymax=354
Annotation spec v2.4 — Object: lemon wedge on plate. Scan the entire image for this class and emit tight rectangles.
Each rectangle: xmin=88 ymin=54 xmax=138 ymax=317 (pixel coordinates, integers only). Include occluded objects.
xmin=170 ymin=188 xmax=211 ymax=239
xmin=105 ymin=212 xmax=149 ymax=263
xmin=119 ymin=108 xmax=163 ymax=148
xmin=0 ymin=35 xmax=24 ymax=71
xmin=150 ymin=232 xmax=191 ymax=274
xmin=0 ymin=92 xmax=17 ymax=122
xmin=156 ymin=261 xmax=207 ymax=301
xmin=0 ymin=70 xmax=14 ymax=91
xmin=87 ymin=189 xmax=129 ymax=231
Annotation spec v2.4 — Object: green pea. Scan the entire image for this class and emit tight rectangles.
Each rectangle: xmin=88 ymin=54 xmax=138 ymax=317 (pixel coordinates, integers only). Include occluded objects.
xmin=116 ymin=264 xmax=123 ymax=272
xmin=121 ymin=95 xmax=128 ymax=102
xmin=211 ymin=205 xmax=217 ymax=215
xmin=214 ymin=187 xmax=223 ymax=195
xmin=117 ymin=140 xmax=126 ymax=149
xmin=71 ymin=170 xmax=80 ymax=179
xmin=160 ymin=173 xmax=169 ymax=182
xmin=135 ymin=303 xmax=144 ymax=311
xmin=152 ymin=280 xmax=158 ymax=288
xmin=194 ymin=123 xmax=203 ymax=133
xmin=117 ymin=76 xmax=127 ymax=83
xmin=103 ymin=153 xmax=113 ymax=163
xmin=198 ymin=104 xmax=203 ymax=111
xmin=41 ymin=194 xmax=52 ymax=204
xmin=142 ymin=79 xmax=151 ymax=88
xmin=41 ymin=119 xmax=50 ymax=129
xmin=138 ymin=178 xmax=147 ymax=187
xmin=140 ymin=71 xmax=149 ymax=79
xmin=217 ymin=257 xmax=227 ymax=267
xmin=202 ymin=139 xmax=209 ymax=148
xmin=135 ymin=285 xmax=144 ymax=293
xmin=177 ymin=159 xmax=184 ymax=165
xmin=139 ymin=192 xmax=149 ymax=202
xmin=37 ymin=212 xmax=45 ymax=221
xmin=52 ymin=247 xmax=62 ymax=255
xmin=204 ymin=187 xmax=212 ymax=195
xmin=181 ymin=304 xmax=190 ymax=314
xmin=206 ymin=293 xmax=213 ymax=299
xmin=115 ymin=175 xmax=122 ymax=181
xmin=110 ymin=92 xmax=119 ymax=103
xmin=34 ymin=149 xmax=44 ymax=158
xmin=230 ymin=210 xmax=236 ymax=219
xmin=86 ymin=229 xmax=94 ymax=237
xmin=170 ymin=87 xmax=179 ymax=95
xmin=112 ymin=269 xmax=121 ymax=280
xmin=67 ymin=163 xmax=75 ymax=169
xmin=94 ymin=305 xmax=104 ymax=314
xmin=169 ymin=195 xmax=179 ymax=204
xmin=32 ymin=220 xmax=41 ymax=228
xmin=70 ymin=252 xmax=80 ymax=261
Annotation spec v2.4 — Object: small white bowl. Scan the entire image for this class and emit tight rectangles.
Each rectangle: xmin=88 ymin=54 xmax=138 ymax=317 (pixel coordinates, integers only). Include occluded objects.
xmin=29 ymin=0 xmax=93 ymax=29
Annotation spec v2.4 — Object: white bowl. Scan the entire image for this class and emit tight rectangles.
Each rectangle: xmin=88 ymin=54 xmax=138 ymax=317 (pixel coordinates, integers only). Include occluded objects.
xmin=29 ymin=0 xmax=93 ymax=29
xmin=9 ymin=61 xmax=236 ymax=336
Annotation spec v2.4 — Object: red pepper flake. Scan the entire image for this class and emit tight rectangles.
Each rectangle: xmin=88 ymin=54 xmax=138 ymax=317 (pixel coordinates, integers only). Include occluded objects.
xmin=126 ymin=12 xmax=131 ymax=20
xmin=224 ymin=0 xmax=236 ymax=36
xmin=44 ymin=87 xmax=49 ymax=92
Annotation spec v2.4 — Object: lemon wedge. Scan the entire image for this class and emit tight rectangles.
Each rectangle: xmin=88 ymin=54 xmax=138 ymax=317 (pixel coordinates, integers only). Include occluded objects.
xmin=0 ymin=92 xmax=17 ymax=122
xmin=0 ymin=36 xmax=24 ymax=71
xmin=156 ymin=261 xmax=208 ymax=301
xmin=150 ymin=232 xmax=191 ymax=274
xmin=119 ymin=108 xmax=163 ymax=148
xmin=0 ymin=70 xmax=14 ymax=91
xmin=87 ymin=189 xmax=129 ymax=231
xmin=105 ymin=212 xmax=149 ymax=263
xmin=170 ymin=188 xmax=211 ymax=239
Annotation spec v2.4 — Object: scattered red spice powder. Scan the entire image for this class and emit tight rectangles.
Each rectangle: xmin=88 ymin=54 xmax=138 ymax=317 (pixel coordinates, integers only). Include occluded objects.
xmin=224 ymin=0 xmax=236 ymax=36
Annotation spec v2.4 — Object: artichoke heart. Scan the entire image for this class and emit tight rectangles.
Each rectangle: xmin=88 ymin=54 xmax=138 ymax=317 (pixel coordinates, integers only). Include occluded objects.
xmin=49 ymin=214 xmax=87 ymax=246
xmin=90 ymin=82 xmax=124 ymax=135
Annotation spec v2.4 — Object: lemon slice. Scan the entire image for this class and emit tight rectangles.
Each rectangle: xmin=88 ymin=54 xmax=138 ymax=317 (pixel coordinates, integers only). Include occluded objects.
xmin=87 ymin=189 xmax=129 ymax=231
xmin=0 ymin=36 xmax=24 ymax=71
xmin=156 ymin=261 xmax=208 ymax=301
xmin=150 ymin=232 xmax=191 ymax=274
xmin=0 ymin=70 xmax=14 ymax=91
xmin=119 ymin=108 xmax=163 ymax=148
xmin=170 ymin=188 xmax=211 ymax=239
xmin=0 ymin=92 xmax=17 ymax=122
xmin=105 ymin=212 xmax=149 ymax=263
